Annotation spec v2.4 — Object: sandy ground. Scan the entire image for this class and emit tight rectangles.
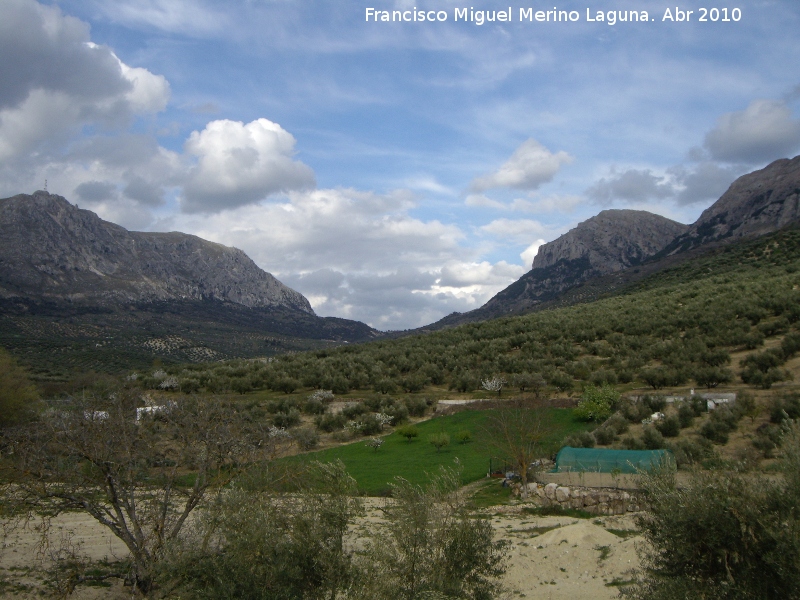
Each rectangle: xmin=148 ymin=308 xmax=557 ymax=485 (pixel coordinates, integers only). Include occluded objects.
xmin=1 ymin=502 xmax=640 ymax=598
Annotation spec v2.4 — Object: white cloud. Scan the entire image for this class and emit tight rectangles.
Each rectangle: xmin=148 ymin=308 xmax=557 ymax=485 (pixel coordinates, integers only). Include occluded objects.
xmin=703 ymin=99 xmax=800 ymax=164
xmin=480 ymin=218 xmax=551 ymax=244
xmin=158 ymin=187 xmax=530 ymax=329
xmin=520 ymin=239 xmax=545 ymax=267
xmin=181 ymin=118 xmax=316 ymax=213
xmin=470 ymin=139 xmax=573 ymax=192
xmin=89 ymin=0 xmax=230 ymax=36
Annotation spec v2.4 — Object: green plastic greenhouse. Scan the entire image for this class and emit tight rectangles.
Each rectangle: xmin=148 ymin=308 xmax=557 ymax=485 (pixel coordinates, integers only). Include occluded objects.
xmin=553 ymin=447 xmax=675 ymax=474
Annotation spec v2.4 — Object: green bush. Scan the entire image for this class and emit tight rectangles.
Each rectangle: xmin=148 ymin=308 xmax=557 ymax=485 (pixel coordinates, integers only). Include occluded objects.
xmin=624 ymin=425 xmax=800 ymax=599
xmin=454 ymin=430 xmax=472 ymax=444
xmin=564 ymin=430 xmax=595 ymax=448
xmin=593 ymin=426 xmax=616 ymax=445
xmin=428 ymin=432 xmax=450 ymax=453
xmin=655 ymin=415 xmax=680 ymax=438
xmin=294 ymin=427 xmax=320 ymax=450
xmin=403 ymin=397 xmax=428 ymax=417
xmin=315 ymin=413 xmax=346 ymax=432
xmin=353 ymin=466 xmax=508 ymax=600
xmin=272 ymin=409 xmax=301 ymax=429
xmin=641 ymin=426 xmax=665 ymax=450
xmin=161 ymin=461 xmax=362 ymax=599
xmin=574 ymin=384 xmax=620 ymax=422
xmin=677 ymin=403 xmax=695 ymax=428
xmin=395 ymin=424 xmax=419 ymax=443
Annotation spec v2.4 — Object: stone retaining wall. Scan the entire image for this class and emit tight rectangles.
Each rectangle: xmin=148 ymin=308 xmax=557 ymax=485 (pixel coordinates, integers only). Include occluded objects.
xmin=527 ymin=482 xmax=644 ymax=515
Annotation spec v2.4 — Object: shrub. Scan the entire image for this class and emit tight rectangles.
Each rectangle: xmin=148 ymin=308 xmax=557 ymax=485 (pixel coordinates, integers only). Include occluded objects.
xmin=315 ymin=413 xmax=346 ymax=432
xmin=622 ymin=435 xmax=645 ymax=450
xmin=677 ymin=403 xmax=695 ymax=428
xmin=593 ymin=426 xmax=616 ymax=445
xmin=574 ymin=384 xmax=620 ymax=422
xmin=604 ymin=413 xmax=629 ymax=435
xmin=641 ymin=426 xmax=665 ymax=450
xmin=342 ymin=402 xmax=368 ymax=420
xmin=624 ymin=426 xmax=800 ymax=599
xmin=403 ymin=397 xmax=428 ymax=417
xmin=294 ymin=427 xmax=319 ymax=450
xmin=655 ymin=415 xmax=680 ymax=438
xmin=428 ymin=432 xmax=450 ymax=453
xmin=564 ymin=430 xmax=595 ymax=448
xmin=395 ymin=424 xmax=419 ymax=443
xmin=770 ymin=392 xmax=800 ymax=423
xmin=454 ymin=430 xmax=472 ymax=444
xmin=752 ymin=423 xmax=783 ymax=458
xmin=354 ymin=466 xmax=508 ymax=599
xmin=272 ymin=409 xmax=301 ymax=429
xmin=303 ymin=398 xmax=327 ymax=415
xmin=161 ymin=461 xmax=362 ymax=599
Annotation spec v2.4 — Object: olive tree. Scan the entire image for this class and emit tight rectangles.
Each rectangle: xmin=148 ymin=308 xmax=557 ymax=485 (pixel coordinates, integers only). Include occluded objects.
xmin=160 ymin=460 xmax=363 ymax=600
xmin=624 ymin=421 xmax=800 ymax=599
xmin=353 ymin=465 xmax=508 ymax=600
xmin=0 ymin=390 xmax=283 ymax=594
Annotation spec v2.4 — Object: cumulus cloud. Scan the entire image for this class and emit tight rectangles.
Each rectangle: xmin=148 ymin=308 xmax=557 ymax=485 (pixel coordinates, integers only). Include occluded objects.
xmin=703 ymin=99 xmax=800 ymax=164
xmin=181 ymin=118 xmax=316 ymax=213
xmin=470 ymin=139 xmax=573 ymax=192
xmin=586 ymin=168 xmax=674 ymax=204
xmin=480 ymin=218 xmax=552 ymax=244
xmin=0 ymin=0 xmax=169 ymax=163
xmin=160 ymin=187 xmax=527 ymax=330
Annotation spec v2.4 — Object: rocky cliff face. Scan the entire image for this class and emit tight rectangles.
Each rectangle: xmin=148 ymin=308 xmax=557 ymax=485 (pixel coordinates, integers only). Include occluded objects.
xmin=660 ymin=155 xmax=800 ymax=255
xmin=0 ymin=191 xmax=313 ymax=313
xmin=532 ymin=209 xmax=688 ymax=273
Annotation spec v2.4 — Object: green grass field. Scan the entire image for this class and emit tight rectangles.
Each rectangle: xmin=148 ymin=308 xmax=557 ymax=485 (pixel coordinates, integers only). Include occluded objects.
xmin=283 ymin=408 xmax=591 ymax=495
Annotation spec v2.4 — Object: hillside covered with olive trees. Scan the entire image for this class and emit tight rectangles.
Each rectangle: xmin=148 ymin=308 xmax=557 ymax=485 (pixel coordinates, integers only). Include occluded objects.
xmin=127 ymin=224 xmax=800 ymax=400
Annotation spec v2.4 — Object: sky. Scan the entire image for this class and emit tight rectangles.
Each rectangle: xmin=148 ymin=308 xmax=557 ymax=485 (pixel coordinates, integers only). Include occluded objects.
xmin=1 ymin=0 xmax=800 ymax=330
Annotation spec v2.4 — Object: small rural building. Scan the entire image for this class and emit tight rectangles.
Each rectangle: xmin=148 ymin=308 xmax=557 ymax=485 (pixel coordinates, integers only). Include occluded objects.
xmin=553 ymin=447 xmax=674 ymax=474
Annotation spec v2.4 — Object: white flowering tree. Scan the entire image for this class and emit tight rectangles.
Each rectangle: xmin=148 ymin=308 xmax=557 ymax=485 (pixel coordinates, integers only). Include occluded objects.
xmin=481 ymin=376 xmax=507 ymax=398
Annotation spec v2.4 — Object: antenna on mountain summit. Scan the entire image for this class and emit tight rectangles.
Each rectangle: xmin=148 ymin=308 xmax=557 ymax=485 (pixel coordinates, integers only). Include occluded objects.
xmin=44 ymin=179 xmax=48 ymax=192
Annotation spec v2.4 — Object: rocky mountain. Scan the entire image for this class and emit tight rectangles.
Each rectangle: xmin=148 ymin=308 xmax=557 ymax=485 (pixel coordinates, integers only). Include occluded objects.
xmin=0 ymin=191 xmax=312 ymax=312
xmin=0 ymin=191 xmax=377 ymax=372
xmin=659 ymin=155 xmax=800 ymax=256
xmin=420 ymin=155 xmax=800 ymax=331
xmin=531 ymin=209 xmax=688 ymax=273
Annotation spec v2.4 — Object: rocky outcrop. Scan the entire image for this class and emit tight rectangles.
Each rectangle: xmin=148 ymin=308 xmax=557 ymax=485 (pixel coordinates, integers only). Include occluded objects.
xmin=660 ymin=155 xmax=800 ymax=255
xmin=532 ymin=209 xmax=688 ymax=273
xmin=474 ymin=210 xmax=687 ymax=316
xmin=0 ymin=191 xmax=313 ymax=313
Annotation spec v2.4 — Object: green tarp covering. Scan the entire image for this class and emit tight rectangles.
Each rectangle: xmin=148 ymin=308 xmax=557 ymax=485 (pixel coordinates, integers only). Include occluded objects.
xmin=553 ymin=447 xmax=674 ymax=474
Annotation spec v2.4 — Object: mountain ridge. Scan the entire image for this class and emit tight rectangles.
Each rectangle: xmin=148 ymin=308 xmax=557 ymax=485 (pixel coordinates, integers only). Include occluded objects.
xmin=415 ymin=155 xmax=800 ymax=332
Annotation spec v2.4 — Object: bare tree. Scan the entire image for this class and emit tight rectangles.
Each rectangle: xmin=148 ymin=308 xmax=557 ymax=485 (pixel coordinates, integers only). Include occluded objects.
xmin=0 ymin=389 xmax=282 ymax=594
xmin=480 ymin=400 xmax=549 ymax=498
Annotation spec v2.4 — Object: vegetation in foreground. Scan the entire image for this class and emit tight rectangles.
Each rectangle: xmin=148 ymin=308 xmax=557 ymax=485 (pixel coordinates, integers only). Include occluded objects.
xmin=623 ymin=421 xmax=800 ymax=599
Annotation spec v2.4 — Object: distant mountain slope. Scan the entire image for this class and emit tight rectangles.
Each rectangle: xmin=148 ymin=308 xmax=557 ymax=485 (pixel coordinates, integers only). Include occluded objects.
xmin=0 ymin=191 xmax=312 ymax=312
xmin=419 ymin=155 xmax=800 ymax=332
xmin=659 ymin=155 xmax=800 ymax=256
xmin=0 ymin=191 xmax=378 ymax=374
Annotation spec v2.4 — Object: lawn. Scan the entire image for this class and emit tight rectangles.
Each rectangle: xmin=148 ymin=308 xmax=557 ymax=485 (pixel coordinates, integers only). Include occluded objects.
xmin=283 ymin=408 xmax=591 ymax=495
